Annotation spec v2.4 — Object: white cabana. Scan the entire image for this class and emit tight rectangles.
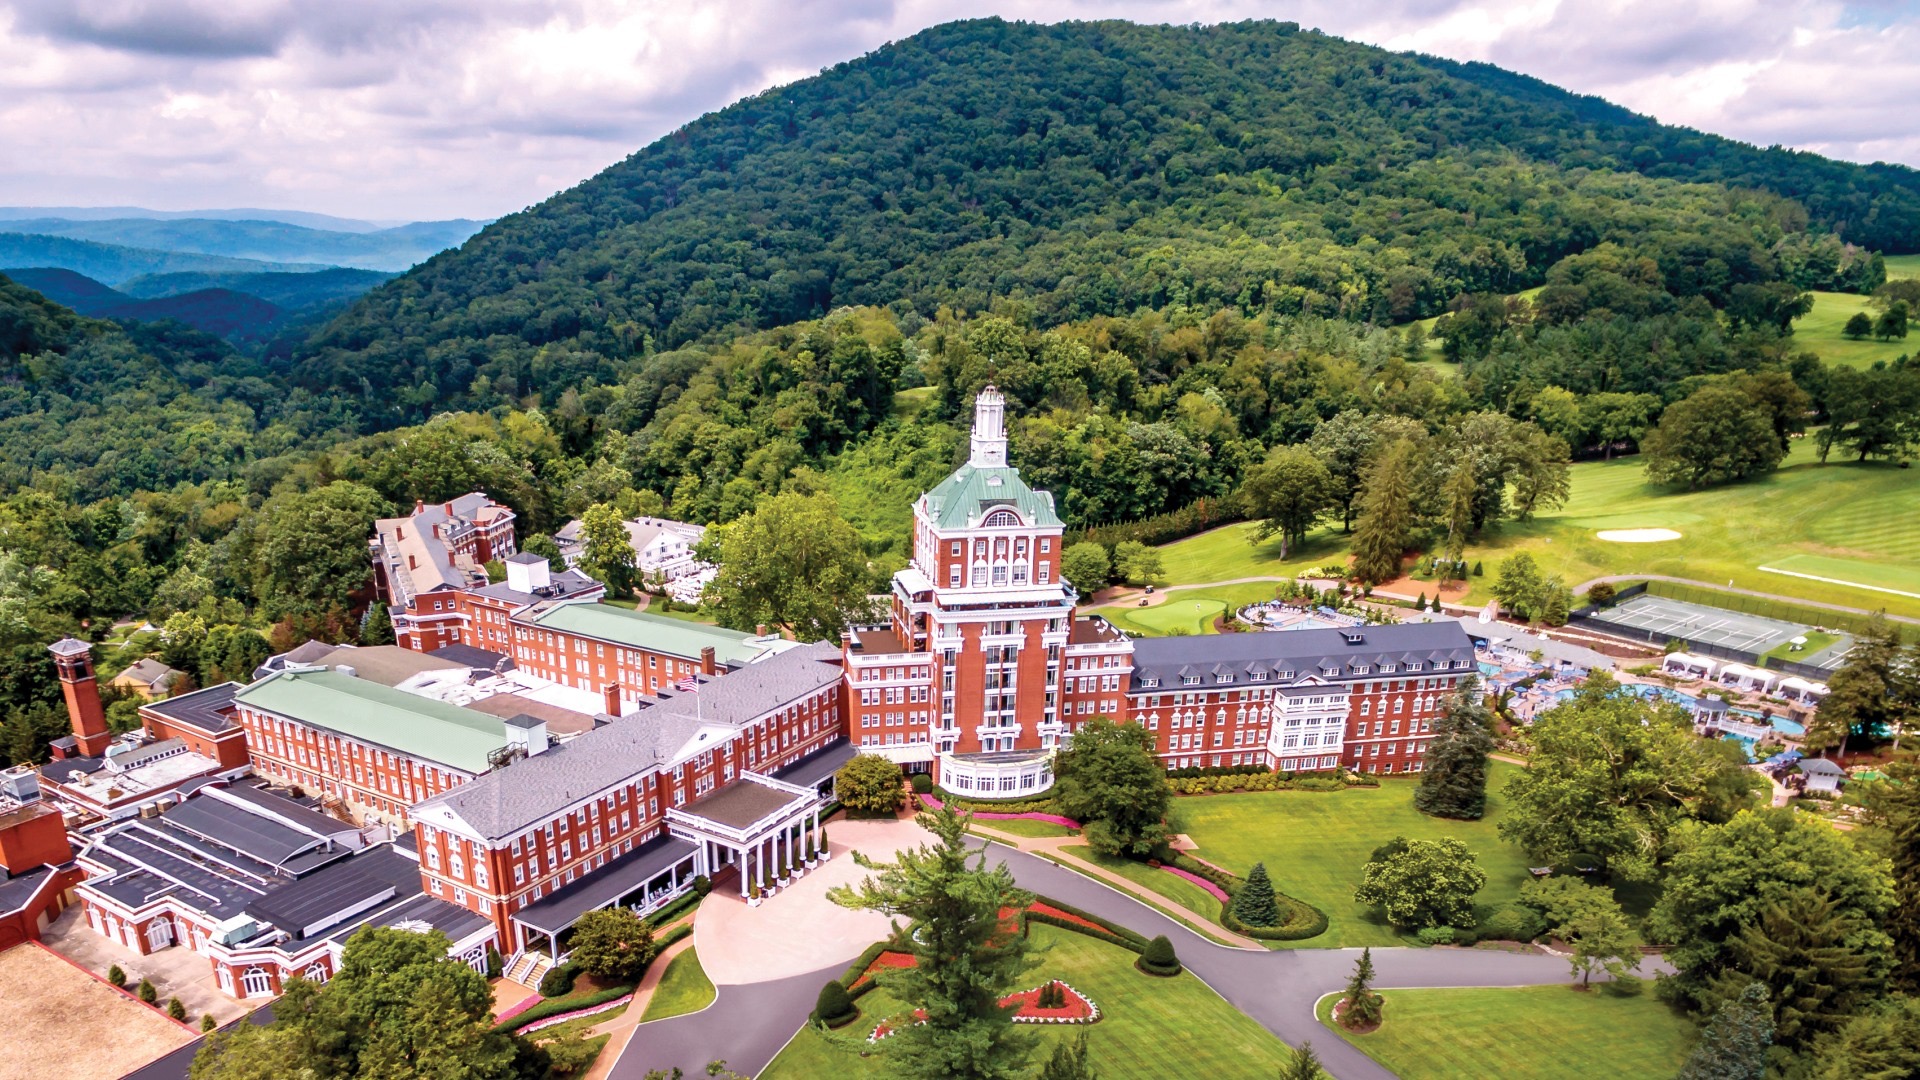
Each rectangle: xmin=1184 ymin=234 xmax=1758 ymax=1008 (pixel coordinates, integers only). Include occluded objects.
xmin=1717 ymin=662 xmax=1777 ymax=692
xmin=1778 ymin=676 xmax=1829 ymax=702
xmin=1662 ymin=652 xmax=1718 ymax=679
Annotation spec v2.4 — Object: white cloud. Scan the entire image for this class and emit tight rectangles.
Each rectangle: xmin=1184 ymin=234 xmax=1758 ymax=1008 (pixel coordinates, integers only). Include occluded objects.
xmin=0 ymin=0 xmax=1912 ymax=221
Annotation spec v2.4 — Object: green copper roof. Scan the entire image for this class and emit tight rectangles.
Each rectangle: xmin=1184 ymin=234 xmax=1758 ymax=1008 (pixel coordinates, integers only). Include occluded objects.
xmin=235 ymin=668 xmax=506 ymax=774
xmin=923 ymin=465 xmax=1063 ymax=530
xmin=528 ymin=603 xmax=765 ymax=666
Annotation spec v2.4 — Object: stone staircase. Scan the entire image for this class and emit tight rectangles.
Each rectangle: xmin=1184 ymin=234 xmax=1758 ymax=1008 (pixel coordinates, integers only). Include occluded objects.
xmin=503 ymin=950 xmax=554 ymax=989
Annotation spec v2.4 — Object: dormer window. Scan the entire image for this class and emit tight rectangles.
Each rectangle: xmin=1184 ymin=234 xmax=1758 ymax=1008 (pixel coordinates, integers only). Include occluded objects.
xmin=1354 ymin=665 xmax=1369 ymax=675
xmin=1182 ymin=675 xmax=1200 ymax=686
xmin=1277 ymin=669 xmax=1293 ymax=680
xmin=1408 ymin=662 xmax=1423 ymax=672
xmin=1250 ymin=671 xmax=1266 ymax=682
xmin=1381 ymin=663 xmax=1396 ymax=673
xmin=1215 ymin=673 xmax=1232 ymax=684
xmin=1142 ymin=677 xmax=1159 ymax=688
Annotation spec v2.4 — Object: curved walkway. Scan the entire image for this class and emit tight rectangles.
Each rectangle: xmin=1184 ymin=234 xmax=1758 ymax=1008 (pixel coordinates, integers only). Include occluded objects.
xmin=1574 ymin=574 xmax=1920 ymax=626
xmin=605 ymin=826 xmax=1649 ymax=1080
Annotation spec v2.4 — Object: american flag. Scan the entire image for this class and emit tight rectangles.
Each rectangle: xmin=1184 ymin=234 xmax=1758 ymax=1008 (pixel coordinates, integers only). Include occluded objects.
xmin=675 ymin=676 xmax=700 ymax=693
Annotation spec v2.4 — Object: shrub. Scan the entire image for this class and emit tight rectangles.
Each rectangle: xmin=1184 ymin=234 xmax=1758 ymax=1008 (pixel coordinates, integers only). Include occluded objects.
xmin=1137 ymin=934 xmax=1182 ymax=976
xmin=107 ymin=965 xmax=126 ymax=988
xmin=909 ymin=772 xmax=934 ymax=794
xmin=201 ymin=1013 xmax=218 ymax=1033
xmin=136 ymin=978 xmax=157 ymax=1005
xmin=569 ymin=908 xmax=656 ymax=983
xmin=1416 ymin=926 xmax=1457 ymax=946
xmin=1586 ymin=582 xmax=1617 ymax=607
xmin=1472 ymin=561 xmax=1484 ymax=576
xmin=814 ymin=978 xmax=857 ymax=1026
xmin=538 ymin=961 xmax=581 ymax=998
xmin=835 ymin=753 xmax=907 ymax=816
xmin=485 ymin=944 xmax=503 ymax=979
xmin=493 ymin=985 xmax=634 ymax=1033
xmin=1479 ymin=904 xmax=1547 ymax=943
xmin=166 ymin=997 xmax=187 ymax=1021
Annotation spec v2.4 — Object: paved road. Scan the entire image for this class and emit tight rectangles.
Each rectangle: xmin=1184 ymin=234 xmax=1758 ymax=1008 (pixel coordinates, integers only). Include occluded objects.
xmin=605 ymin=838 xmax=1635 ymax=1080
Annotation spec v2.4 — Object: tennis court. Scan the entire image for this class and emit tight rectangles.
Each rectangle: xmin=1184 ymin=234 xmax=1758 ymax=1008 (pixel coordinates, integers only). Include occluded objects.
xmin=1583 ymin=594 xmax=1809 ymax=653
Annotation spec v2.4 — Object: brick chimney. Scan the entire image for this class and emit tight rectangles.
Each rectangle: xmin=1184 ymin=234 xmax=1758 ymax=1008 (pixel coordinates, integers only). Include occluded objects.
xmin=414 ymin=499 xmax=425 ymax=514
xmin=700 ymin=646 xmax=717 ymax=676
xmin=48 ymin=638 xmax=111 ymax=759
xmin=602 ymin=682 xmax=622 ymax=717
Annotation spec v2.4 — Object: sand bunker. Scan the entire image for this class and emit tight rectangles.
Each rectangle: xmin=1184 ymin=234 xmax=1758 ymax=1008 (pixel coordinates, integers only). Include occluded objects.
xmin=1596 ymin=528 xmax=1682 ymax=543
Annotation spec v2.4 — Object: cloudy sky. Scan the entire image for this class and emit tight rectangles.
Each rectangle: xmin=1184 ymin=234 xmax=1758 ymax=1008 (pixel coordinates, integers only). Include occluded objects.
xmin=2 ymin=0 xmax=1915 ymax=223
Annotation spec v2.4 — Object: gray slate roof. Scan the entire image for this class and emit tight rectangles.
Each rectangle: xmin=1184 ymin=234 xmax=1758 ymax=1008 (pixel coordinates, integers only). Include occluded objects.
xmin=415 ymin=642 xmax=843 ymax=843
xmin=1128 ymin=621 xmax=1475 ymax=690
xmin=142 ymin=682 xmax=242 ymax=734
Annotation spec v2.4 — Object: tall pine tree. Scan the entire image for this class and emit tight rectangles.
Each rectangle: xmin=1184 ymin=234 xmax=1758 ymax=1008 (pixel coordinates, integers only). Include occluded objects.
xmin=1230 ymin=862 xmax=1282 ymax=927
xmin=828 ymin=804 xmax=1034 ymax=1080
xmin=1350 ymin=440 xmax=1417 ymax=585
xmin=1804 ymin=614 xmax=1901 ymax=759
xmin=1280 ymin=1042 xmax=1327 ymax=1080
xmin=1715 ymin=890 xmax=1885 ymax=1052
xmin=1414 ymin=676 xmax=1495 ymax=820
xmin=1339 ymin=948 xmax=1383 ymax=1029
xmin=1037 ymin=1031 xmax=1096 ymax=1080
xmin=1677 ymin=982 xmax=1772 ymax=1080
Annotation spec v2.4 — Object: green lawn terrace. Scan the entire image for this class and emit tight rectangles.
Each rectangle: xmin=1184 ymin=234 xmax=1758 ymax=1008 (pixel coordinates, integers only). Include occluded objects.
xmin=1116 ymin=439 xmax=1920 ymax=624
xmin=761 ymin=923 xmax=1300 ymax=1079
xmin=1166 ymin=762 xmax=1535 ymax=948
xmin=1317 ymin=985 xmax=1697 ymax=1080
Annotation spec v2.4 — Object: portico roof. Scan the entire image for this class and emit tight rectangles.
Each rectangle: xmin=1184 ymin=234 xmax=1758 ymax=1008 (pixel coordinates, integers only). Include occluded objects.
xmin=682 ymin=779 xmax=806 ymax=832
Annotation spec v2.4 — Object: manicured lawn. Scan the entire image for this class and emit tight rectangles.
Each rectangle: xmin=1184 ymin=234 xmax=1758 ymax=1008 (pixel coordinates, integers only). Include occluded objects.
xmin=973 ymin=817 xmax=1080 ymax=838
xmin=1088 ymin=582 xmax=1284 ymax=637
xmin=760 ymin=924 xmax=1301 ymax=1080
xmin=1142 ymin=521 xmax=1352 ymax=584
xmin=1760 ymin=552 xmax=1920 ymax=598
xmin=1317 ymin=986 xmax=1697 ymax=1080
xmin=1167 ymin=764 xmax=1536 ymax=947
xmin=1061 ymin=845 xmax=1225 ymax=920
xmin=640 ymin=947 xmax=716 ymax=1022
xmin=1795 ymin=290 xmax=1916 ymax=370
xmin=1760 ymin=629 xmax=1840 ymax=663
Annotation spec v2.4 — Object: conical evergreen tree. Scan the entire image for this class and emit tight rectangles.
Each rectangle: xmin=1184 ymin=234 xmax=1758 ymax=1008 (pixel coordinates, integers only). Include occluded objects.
xmin=813 ymin=978 xmax=854 ymax=1024
xmin=1886 ymin=763 xmax=1920 ymax=993
xmin=1719 ymin=890 xmax=1881 ymax=1051
xmin=1038 ymin=1030 xmax=1096 ymax=1080
xmin=1413 ymin=676 xmax=1495 ymax=820
xmin=1351 ymin=440 xmax=1417 ymax=585
xmin=1340 ymin=948 xmax=1382 ymax=1028
xmin=1280 ymin=1040 xmax=1327 ymax=1080
xmin=1677 ymin=982 xmax=1771 ymax=1080
xmin=1230 ymin=862 xmax=1282 ymax=927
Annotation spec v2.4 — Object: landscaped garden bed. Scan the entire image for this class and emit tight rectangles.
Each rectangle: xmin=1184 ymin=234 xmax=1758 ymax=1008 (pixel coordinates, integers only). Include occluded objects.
xmin=871 ymin=981 xmax=1100 ymax=1040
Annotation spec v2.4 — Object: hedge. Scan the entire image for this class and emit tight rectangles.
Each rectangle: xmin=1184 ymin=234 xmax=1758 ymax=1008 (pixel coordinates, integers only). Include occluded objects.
xmin=1021 ymin=896 xmax=1149 ymax=954
xmin=1075 ymin=498 xmax=1243 ymax=550
xmin=654 ymin=924 xmax=693 ymax=952
xmin=494 ymin=984 xmax=634 ymax=1033
xmin=1167 ymin=853 xmax=1330 ymax=942
xmin=646 ymin=887 xmax=706 ymax=930
xmin=930 ymin=788 xmax=1059 ymax=814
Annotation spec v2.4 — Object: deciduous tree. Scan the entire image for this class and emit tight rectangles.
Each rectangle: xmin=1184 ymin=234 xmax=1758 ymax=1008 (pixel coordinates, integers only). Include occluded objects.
xmin=1052 ymin=719 xmax=1169 ymax=857
xmin=1500 ymin=677 xmax=1763 ymax=881
xmin=700 ymin=491 xmax=871 ymax=640
xmin=1242 ymin=445 xmax=1336 ymax=559
xmin=1642 ymin=384 xmax=1786 ymax=489
xmin=1648 ymin=809 xmax=1893 ymax=1013
xmin=1518 ymin=878 xmax=1639 ymax=988
xmin=255 ymin=482 xmax=390 ymax=622
xmin=834 ymin=753 xmax=905 ymax=816
xmin=578 ymin=502 xmax=639 ymax=596
xmin=1110 ymin=541 xmax=1163 ymax=586
xmin=1059 ymin=542 xmax=1111 ymax=596
xmin=1353 ymin=836 xmax=1486 ymax=929
xmin=568 ymin=908 xmax=656 ymax=984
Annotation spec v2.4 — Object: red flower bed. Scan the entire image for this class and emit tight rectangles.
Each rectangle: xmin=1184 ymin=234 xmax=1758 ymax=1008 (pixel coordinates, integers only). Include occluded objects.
xmin=1002 ymin=981 xmax=1098 ymax=1023
xmin=851 ymin=949 xmax=917 ymax=989
xmin=870 ymin=1008 xmax=929 ymax=1041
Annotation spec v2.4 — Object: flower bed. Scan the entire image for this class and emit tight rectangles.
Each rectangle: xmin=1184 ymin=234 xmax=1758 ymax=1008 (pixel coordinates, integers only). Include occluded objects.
xmin=919 ymin=794 xmax=1080 ymax=829
xmin=1160 ymin=864 xmax=1231 ymax=904
xmin=493 ymin=993 xmax=545 ymax=1026
xmin=870 ymin=982 xmax=1099 ymax=1041
xmin=1005 ymin=980 xmax=1100 ymax=1024
xmin=515 ymin=992 xmax=634 ymax=1035
xmin=1025 ymin=902 xmax=1109 ymax=935
xmin=849 ymin=950 xmax=916 ymax=990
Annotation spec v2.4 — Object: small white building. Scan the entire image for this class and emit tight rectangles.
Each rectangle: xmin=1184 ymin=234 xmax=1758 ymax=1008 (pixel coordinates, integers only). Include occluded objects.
xmin=1797 ymin=756 xmax=1846 ymax=795
xmin=1663 ymin=652 xmax=1718 ymax=680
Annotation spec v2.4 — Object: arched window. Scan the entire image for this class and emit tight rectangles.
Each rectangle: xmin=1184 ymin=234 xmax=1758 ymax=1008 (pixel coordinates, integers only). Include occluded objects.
xmin=983 ymin=509 xmax=1020 ymax=528
xmin=450 ymin=854 xmax=465 ymax=880
xmin=426 ymin=846 xmax=441 ymax=871
xmin=304 ymin=963 xmax=330 ymax=984
xmin=241 ymin=968 xmax=273 ymax=997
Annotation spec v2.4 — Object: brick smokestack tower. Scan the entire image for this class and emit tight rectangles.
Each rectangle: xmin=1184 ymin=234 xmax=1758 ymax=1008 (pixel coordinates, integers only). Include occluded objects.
xmin=48 ymin=638 xmax=112 ymax=758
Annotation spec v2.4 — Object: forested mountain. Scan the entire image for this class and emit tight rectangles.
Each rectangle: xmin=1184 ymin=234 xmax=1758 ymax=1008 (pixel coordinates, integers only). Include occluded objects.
xmin=0 ymin=232 xmax=321 ymax=285
xmin=0 ymin=216 xmax=484 ymax=272
xmin=301 ymin=18 xmax=1920 ymax=426
xmin=2 ymin=267 xmax=393 ymax=345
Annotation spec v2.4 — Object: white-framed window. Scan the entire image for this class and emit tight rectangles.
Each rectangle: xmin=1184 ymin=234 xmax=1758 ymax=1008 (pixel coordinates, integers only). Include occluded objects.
xmin=242 ymin=968 xmax=273 ymax=997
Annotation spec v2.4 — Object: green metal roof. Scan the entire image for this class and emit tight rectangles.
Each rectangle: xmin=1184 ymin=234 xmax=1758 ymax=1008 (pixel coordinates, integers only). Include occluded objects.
xmin=922 ymin=465 xmax=1062 ymax=530
xmin=528 ymin=603 xmax=764 ymax=665
xmin=235 ymin=669 xmax=507 ymax=774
